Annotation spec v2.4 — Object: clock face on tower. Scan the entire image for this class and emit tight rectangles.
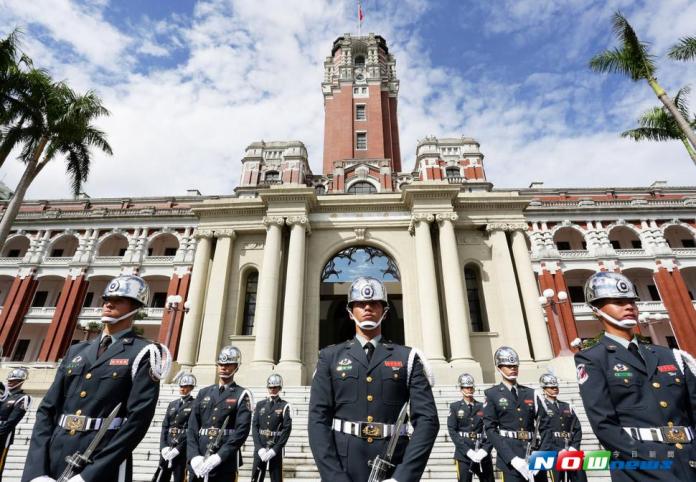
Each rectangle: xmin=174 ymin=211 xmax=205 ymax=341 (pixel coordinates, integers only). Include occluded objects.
xmin=354 ymin=68 xmax=366 ymax=83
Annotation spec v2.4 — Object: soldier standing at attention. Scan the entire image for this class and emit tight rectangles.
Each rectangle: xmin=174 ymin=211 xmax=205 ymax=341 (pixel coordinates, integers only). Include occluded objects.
xmin=187 ymin=346 xmax=252 ymax=482
xmin=154 ymin=373 xmax=197 ymax=482
xmin=308 ymin=276 xmax=439 ymax=482
xmin=22 ymin=275 xmax=169 ymax=482
xmin=575 ymin=271 xmax=696 ymax=481
xmin=0 ymin=368 xmax=31 ymax=481
xmin=251 ymin=373 xmax=292 ymax=482
xmin=536 ymin=373 xmax=586 ymax=482
xmin=447 ymin=373 xmax=493 ymax=482
xmin=483 ymin=346 xmax=545 ymax=482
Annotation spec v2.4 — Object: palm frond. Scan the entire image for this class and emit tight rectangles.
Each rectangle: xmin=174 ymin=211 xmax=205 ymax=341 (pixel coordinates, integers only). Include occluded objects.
xmin=668 ymin=36 xmax=696 ymax=61
xmin=621 ymin=126 xmax=681 ymax=142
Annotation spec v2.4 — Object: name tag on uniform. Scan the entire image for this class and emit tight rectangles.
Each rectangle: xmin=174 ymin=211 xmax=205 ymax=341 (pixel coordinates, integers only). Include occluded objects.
xmin=384 ymin=361 xmax=403 ymax=367
xmin=658 ymin=364 xmax=677 ymax=372
xmin=110 ymin=359 xmax=129 ymax=366
xmin=226 ymin=398 xmax=237 ymax=403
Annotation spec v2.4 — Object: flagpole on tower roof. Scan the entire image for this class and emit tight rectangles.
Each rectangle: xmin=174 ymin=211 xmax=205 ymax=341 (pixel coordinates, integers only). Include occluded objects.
xmin=357 ymin=0 xmax=364 ymax=35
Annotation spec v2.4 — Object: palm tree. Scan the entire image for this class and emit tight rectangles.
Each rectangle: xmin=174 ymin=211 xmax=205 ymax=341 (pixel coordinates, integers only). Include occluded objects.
xmin=669 ymin=36 xmax=696 ymax=62
xmin=0 ymin=76 xmax=112 ymax=247
xmin=589 ymin=12 xmax=696 ymax=153
xmin=622 ymin=87 xmax=696 ymax=164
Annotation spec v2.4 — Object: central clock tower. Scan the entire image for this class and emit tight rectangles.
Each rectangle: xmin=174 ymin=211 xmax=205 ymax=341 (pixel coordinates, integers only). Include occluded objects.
xmin=321 ymin=33 xmax=401 ymax=176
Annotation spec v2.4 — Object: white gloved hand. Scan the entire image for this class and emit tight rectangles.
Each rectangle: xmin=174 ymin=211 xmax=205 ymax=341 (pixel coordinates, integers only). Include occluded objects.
xmin=476 ymin=448 xmax=488 ymax=460
xmin=67 ymin=476 xmax=85 ymax=482
xmin=466 ymin=448 xmax=478 ymax=461
xmin=511 ymin=457 xmax=532 ymax=479
xmin=165 ymin=447 xmax=180 ymax=461
xmin=190 ymin=455 xmax=205 ymax=477
xmin=30 ymin=477 xmax=57 ymax=482
xmin=567 ymin=446 xmax=578 ymax=452
xmin=383 ymin=479 xmax=399 ymax=482
xmin=200 ymin=453 xmax=222 ymax=476
xmin=264 ymin=448 xmax=277 ymax=461
xmin=258 ymin=448 xmax=268 ymax=459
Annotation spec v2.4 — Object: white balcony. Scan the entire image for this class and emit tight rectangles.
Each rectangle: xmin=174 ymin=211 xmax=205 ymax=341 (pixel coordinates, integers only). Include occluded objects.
xmin=43 ymin=256 xmax=72 ymax=265
xmin=92 ymin=256 xmax=124 ymax=265
xmin=672 ymin=248 xmax=696 ymax=257
xmin=572 ymin=300 xmax=667 ymax=320
xmin=0 ymin=257 xmax=21 ymax=265
xmin=142 ymin=256 xmax=176 ymax=265
xmin=78 ymin=306 xmax=164 ymax=325
xmin=24 ymin=306 xmax=56 ymax=322
xmin=615 ymin=248 xmax=648 ymax=258
xmin=557 ymin=250 xmax=591 ymax=259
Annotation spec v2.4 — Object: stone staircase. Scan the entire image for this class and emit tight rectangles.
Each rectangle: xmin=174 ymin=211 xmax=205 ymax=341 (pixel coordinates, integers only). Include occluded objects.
xmin=3 ymin=382 xmax=610 ymax=481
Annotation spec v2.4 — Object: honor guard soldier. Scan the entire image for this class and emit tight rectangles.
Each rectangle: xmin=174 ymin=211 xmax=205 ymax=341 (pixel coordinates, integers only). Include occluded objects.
xmin=308 ymin=276 xmax=439 ymax=482
xmin=483 ymin=346 xmax=545 ymax=482
xmin=447 ymin=373 xmax=494 ymax=482
xmin=0 ymin=368 xmax=31 ymax=481
xmin=575 ymin=272 xmax=696 ymax=481
xmin=187 ymin=346 xmax=252 ymax=482
xmin=537 ymin=373 xmax=586 ymax=482
xmin=22 ymin=275 xmax=170 ymax=482
xmin=251 ymin=373 xmax=293 ymax=482
xmin=154 ymin=373 xmax=197 ymax=482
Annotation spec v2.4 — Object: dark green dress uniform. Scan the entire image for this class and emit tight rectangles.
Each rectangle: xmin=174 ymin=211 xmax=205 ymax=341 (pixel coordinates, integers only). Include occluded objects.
xmin=157 ymin=395 xmax=194 ymax=482
xmin=538 ymin=398 xmax=586 ymax=482
xmin=575 ymin=334 xmax=696 ymax=481
xmin=483 ymin=383 xmax=546 ymax=482
xmin=251 ymin=396 xmax=292 ymax=481
xmin=447 ymin=398 xmax=494 ymax=482
xmin=21 ymin=330 xmax=161 ymax=482
xmin=0 ymin=387 xmax=30 ymax=481
xmin=308 ymin=338 xmax=439 ymax=482
xmin=186 ymin=382 xmax=252 ymax=482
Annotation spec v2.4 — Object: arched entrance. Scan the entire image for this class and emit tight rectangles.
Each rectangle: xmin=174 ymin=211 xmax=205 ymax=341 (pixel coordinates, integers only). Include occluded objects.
xmin=319 ymin=246 xmax=404 ymax=349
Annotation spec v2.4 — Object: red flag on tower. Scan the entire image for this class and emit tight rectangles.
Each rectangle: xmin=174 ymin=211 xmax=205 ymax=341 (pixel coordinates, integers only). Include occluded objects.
xmin=358 ymin=1 xmax=364 ymax=23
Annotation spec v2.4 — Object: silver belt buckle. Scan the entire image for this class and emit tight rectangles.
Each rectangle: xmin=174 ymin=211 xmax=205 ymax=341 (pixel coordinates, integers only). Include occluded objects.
xmin=661 ymin=426 xmax=689 ymax=443
xmin=359 ymin=422 xmax=385 ymax=439
xmin=207 ymin=428 xmax=220 ymax=438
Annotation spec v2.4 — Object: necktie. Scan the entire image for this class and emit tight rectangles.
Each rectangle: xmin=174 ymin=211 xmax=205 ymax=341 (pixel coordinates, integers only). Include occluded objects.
xmin=98 ymin=336 xmax=112 ymax=357
xmin=467 ymin=403 xmax=474 ymax=416
xmin=628 ymin=343 xmax=645 ymax=367
xmin=511 ymin=386 xmax=518 ymax=401
xmin=219 ymin=384 xmax=225 ymax=394
xmin=365 ymin=342 xmax=375 ymax=362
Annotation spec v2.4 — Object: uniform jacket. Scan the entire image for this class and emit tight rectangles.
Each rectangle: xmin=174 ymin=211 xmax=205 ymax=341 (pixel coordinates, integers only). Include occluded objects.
xmin=537 ymin=398 xmax=582 ymax=451
xmin=483 ymin=383 xmax=538 ymax=468
xmin=251 ymin=397 xmax=292 ymax=451
xmin=22 ymin=330 xmax=160 ymax=482
xmin=575 ymin=335 xmax=696 ymax=481
xmin=447 ymin=399 xmax=492 ymax=461
xmin=160 ymin=395 xmax=194 ymax=453
xmin=308 ymin=339 xmax=439 ymax=482
xmin=0 ymin=389 xmax=31 ymax=446
xmin=186 ymin=382 xmax=252 ymax=476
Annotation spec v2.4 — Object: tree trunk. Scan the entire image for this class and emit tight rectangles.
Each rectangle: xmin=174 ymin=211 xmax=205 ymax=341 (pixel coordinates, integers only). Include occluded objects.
xmin=0 ymin=137 xmax=49 ymax=249
xmin=681 ymin=139 xmax=696 ymax=165
xmin=648 ymin=78 xmax=696 ymax=164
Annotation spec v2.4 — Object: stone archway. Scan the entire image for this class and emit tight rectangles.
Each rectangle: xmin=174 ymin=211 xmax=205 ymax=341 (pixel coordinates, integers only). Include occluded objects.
xmin=319 ymin=246 xmax=404 ymax=349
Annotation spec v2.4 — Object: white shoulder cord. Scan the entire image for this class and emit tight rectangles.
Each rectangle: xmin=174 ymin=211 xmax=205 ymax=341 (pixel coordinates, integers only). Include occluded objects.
xmin=132 ymin=343 xmax=172 ymax=381
xmin=407 ymin=348 xmax=435 ymax=387
xmin=673 ymin=349 xmax=696 ymax=376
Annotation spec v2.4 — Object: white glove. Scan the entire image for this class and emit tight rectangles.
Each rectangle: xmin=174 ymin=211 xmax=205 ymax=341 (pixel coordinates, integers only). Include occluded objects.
xmin=30 ymin=478 xmax=57 ymax=482
xmin=466 ymin=448 xmax=478 ymax=461
xmin=67 ymin=476 xmax=85 ymax=482
xmin=511 ymin=457 xmax=532 ymax=480
xmin=165 ymin=447 xmax=180 ymax=461
xmin=200 ymin=453 xmax=222 ymax=476
xmin=258 ymin=448 xmax=268 ymax=459
xmin=567 ymin=446 xmax=577 ymax=452
xmin=476 ymin=448 xmax=488 ymax=460
xmin=161 ymin=447 xmax=171 ymax=458
xmin=383 ymin=479 xmax=399 ymax=482
xmin=190 ymin=455 xmax=205 ymax=477
xmin=264 ymin=448 xmax=277 ymax=461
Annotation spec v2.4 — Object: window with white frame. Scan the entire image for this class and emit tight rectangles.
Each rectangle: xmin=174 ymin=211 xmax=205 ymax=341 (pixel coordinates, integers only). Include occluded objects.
xmin=356 ymin=132 xmax=367 ymax=150
xmin=355 ymin=104 xmax=366 ymax=120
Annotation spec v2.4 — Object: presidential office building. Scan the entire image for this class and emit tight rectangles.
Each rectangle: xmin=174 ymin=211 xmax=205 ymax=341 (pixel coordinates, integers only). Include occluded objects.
xmin=2 ymin=33 xmax=696 ymax=389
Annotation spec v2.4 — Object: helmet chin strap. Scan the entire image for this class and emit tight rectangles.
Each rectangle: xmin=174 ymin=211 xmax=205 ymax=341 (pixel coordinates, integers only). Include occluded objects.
xmin=590 ymin=306 xmax=637 ymax=328
xmin=496 ymin=366 xmax=518 ymax=381
xmin=101 ymin=307 xmax=141 ymax=324
xmin=347 ymin=306 xmax=389 ymax=331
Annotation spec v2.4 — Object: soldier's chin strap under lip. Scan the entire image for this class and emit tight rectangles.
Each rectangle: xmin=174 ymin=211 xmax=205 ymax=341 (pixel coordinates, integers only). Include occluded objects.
xmin=101 ymin=307 xmax=141 ymax=324
xmin=495 ymin=366 xmax=518 ymax=381
xmin=346 ymin=306 xmax=389 ymax=330
xmin=590 ymin=305 xmax=637 ymax=328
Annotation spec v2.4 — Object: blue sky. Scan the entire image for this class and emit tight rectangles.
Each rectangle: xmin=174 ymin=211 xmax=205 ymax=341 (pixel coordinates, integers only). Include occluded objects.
xmin=1 ymin=0 xmax=696 ymax=199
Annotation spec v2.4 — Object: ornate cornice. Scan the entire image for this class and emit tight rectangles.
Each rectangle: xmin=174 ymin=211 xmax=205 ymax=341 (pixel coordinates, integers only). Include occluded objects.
xmin=485 ymin=222 xmax=528 ymax=233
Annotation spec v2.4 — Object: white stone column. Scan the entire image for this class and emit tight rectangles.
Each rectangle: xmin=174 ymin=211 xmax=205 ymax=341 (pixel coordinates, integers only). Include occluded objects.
xmin=486 ymin=224 xmax=532 ymax=360
xmin=411 ymin=214 xmax=446 ymax=362
xmin=176 ymin=231 xmax=213 ymax=368
xmin=252 ymin=216 xmax=285 ymax=367
xmin=510 ymin=227 xmax=553 ymax=361
xmin=277 ymin=216 xmax=309 ymax=383
xmin=436 ymin=213 xmax=473 ymax=361
xmin=195 ymin=230 xmax=235 ymax=366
